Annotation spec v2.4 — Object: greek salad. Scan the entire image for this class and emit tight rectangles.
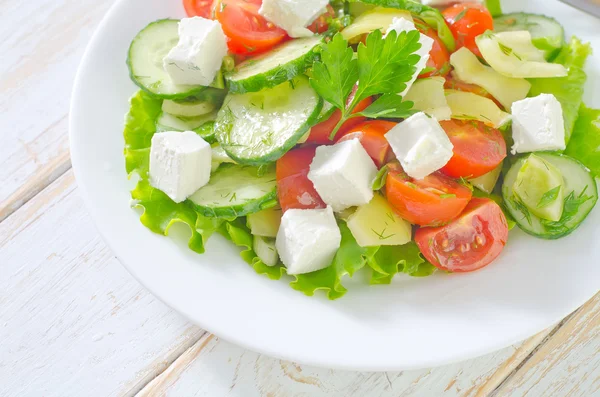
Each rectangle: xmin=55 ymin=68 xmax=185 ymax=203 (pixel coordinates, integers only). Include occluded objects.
xmin=124 ymin=0 xmax=600 ymax=299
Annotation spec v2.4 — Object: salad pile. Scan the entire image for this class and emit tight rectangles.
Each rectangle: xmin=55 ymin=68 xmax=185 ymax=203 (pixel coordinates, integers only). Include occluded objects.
xmin=124 ymin=0 xmax=600 ymax=299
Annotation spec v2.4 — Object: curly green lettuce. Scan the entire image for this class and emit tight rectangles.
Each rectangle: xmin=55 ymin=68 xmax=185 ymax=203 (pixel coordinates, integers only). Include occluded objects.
xmin=368 ymin=242 xmax=436 ymax=284
xmin=528 ymin=37 xmax=592 ymax=143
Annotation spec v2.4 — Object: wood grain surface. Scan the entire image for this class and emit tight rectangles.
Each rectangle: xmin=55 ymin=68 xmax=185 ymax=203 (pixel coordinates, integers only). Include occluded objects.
xmin=1 ymin=0 xmax=599 ymax=396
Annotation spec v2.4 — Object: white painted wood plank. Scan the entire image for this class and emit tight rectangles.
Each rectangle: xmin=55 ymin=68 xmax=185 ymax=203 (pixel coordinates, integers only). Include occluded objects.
xmin=0 ymin=171 xmax=205 ymax=397
xmin=0 ymin=0 xmax=113 ymax=221
xmin=135 ymin=330 xmax=553 ymax=397
xmin=493 ymin=293 xmax=600 ymax=397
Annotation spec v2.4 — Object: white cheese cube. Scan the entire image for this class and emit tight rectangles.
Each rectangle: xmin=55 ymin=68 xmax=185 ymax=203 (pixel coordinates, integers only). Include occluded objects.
xmin=276 ymin=207 xmax=341 ymax=275
xmin=511 ymin=94 xmax=566 ymax=154
xmin=385 ymin=112 xmax=454 ymax=180
xmin=163 ymin=17 xmax=227 ymax=86
xmin=259 ymin=0 xmax=329 ymax=38
xmin=149 ymin=131 xmax=212 ymax=203
xmin=387 ymin=18 xmax=434 ymax=97
xmin=307 ymin=139 xmax=378 ymax=212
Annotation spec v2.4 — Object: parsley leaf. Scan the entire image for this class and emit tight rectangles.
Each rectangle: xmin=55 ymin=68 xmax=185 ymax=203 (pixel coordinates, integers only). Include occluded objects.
xmin=310 ymin=33 xmax=358 ymax=111
xmin=537 ymin=186 xmax=561 ymax=208
xmin=357 ymin=94 xmax=416 ymax=119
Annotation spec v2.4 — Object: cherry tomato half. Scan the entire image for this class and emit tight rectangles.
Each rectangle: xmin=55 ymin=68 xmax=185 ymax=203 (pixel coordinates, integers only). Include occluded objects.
xmin=415 ymin=198 xmax=508 ymax=272
xmin=308 ymin=5 xmax=336 ymax=34
xmin=440 ymin=119 xmax=507 ymax=179
xmin=336 ymin=120 xmax=397 ymax=168
xmin=442 ymin=3 xmax=494 ymax=57
xmin=276 ymin=146 xmax=326 ymax=212
xmin=386 ymin=162 xmax=472 ymax=226
xmin=416 ymin=22 xmax=451 ymax=78
xmin=306 ymin=87 xmax=373 ymax=145
xmin=216 ymin=0 xmax=287 ymax=55
xmin=183 ymin=0 xmax=216 ymax=19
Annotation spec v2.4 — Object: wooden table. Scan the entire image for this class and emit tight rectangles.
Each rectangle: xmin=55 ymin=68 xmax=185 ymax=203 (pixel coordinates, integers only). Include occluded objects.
xmin=2 ymin=1 xmax=599 ymax=395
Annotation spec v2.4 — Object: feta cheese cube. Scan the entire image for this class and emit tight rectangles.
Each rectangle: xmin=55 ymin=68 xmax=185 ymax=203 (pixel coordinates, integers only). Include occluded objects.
xmin=163 ymin=17 xmax=227 ymax=86
xmin=511 ymin=94 xmax=566 ymax=154
xmin=307 ymin=139 xmax=378 ymax=212
xmin=149 ymin=131 xmax=212 ymax=203
xmin=385 ymin=112 xmax=454 ymax=180
xmin=276 ymin=206 xmax=341 ymax=275
xmin=259 ymin=0 xmax=329 ymax=38
xmin=387 ymin=18 xmax=434 ymax=97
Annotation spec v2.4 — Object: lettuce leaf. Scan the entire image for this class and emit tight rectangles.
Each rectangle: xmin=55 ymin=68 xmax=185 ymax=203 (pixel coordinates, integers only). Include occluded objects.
xmin=290 ymin=222 xmax=378 ymax=300
xmin=528 ymin=37 xmax=592 ymax=143
xmin=368 ymin=242 xmax=436 ymax=284
xmin=124 ymin=90 xmax=163 ymax=177
xmin=218 ymin=219 xmax=287 ymax=280
xmin=566 ymin=105 xmax=600 ymax=176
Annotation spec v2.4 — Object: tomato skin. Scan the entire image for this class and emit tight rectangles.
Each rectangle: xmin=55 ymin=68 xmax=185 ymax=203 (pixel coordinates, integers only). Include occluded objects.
xmin=216 ymin=0 xmax=288 ymax=55
xmin=276 ymin=146 xmax=326 ymax=212
xmin=306 ymin=90 xmax=373 ymax=145
xmin=439 ymin=119 xmax=507 ymax=179
xmin=385 ymin=163 xmax=472 ymax=226
xmin=308 ymin=5 xmax=335 ymax=34
xmin=415 ymin=198 xmax=508 ymax=273
xmin=442 ymin=3 xmax=494 ymax=57
xmin=416 ymin=24 xmax=451 ymax=78
xmin=183 ymin=0 xmax=216 ymax=18
xmin=336 ymin=120 xmax=397 ymax=168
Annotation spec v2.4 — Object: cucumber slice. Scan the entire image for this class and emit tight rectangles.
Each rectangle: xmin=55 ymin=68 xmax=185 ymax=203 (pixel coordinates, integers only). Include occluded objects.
xmin=475 ymin=31 xmax=567 ymax=78
xmin=470 ymin=165 xmax=502 ymax=194
xmin=347 ymin=194 xmax=412 ymax=247
xmin=342 ymin=7 xmax=413 ymax=42
xmin=215 ymin=76 xmax=323 ymax=165
xmin=513 ymin=154 xmax=565 ymax=222
xmin=253 ymin=236 xmax=280 ymax=267
xmin=494 ymin=13 xmax=564 ymax=59
xmin=127 ymin=19 xmax=222 ymax=99
xmin=503 ymin=153 xmax=598 ymax=239
xmin=155 ymin=112 xmax=217 ymax=143
xmin=211 ymin=144 xmax=236 ymax=172
xmin=226 ymin=36 xmax=323 ymax=94
xmin=188 ymin=164 xmax=278 ymax=218
xmin=162 ymin=100 xmax=215 ymax=117
xmin=247 ymin=207 xmax=282 ymax=238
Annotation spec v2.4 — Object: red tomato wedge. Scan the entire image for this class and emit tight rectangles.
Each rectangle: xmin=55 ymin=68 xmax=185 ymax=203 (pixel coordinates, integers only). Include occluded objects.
xmin=216 ymin=0 xmax=287 ymax=55
xmin=415 ymin=198 xmax=508 ymax=273
xmin=308 ymin=5 xmax=336 ymax=34
xmin=416 ymin=22 xmax=451 ymax=78
xmin=336 ymin=120 xmax=397 ymax=168
xmin=386 ymin=163 xmax=472 ymax=227
xmin=184 ymin=0 xmax=216 ymax=18
xmin=442 ymin=3 xmax=494 ymax=57
xmin=276 ymin=146 xmax=326 ymax=212
xmin=440 ymin=120 xmax=507 ymax=179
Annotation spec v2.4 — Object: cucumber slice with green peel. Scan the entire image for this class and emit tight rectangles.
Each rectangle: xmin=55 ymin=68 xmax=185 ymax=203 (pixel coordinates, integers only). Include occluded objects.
xmin=188 ymin=164 xmax=278 ymax=218
xmin=247 ymin=207 xmax=282 ymax=238
xmin=127 ymin=19 xmax=223 ymax=99
xmin=226 ymin=36 xmax=323 ymax=94
xmin=156 ymin=112 xmax=217 ymax=143
xmin=494 ymin=13 xmax=564 ymax=59
xmin=503 ymin=153 xmax=598 ymax=239
xmin=215 ymin=76 xmax=323 ymax=165
xmin=513 ymin=154 xmax=565 ymax=222
xmin=253 ymin=236 xmax=280 ymax=267
xmin=162 ymin=100 xmax=215 ymax=117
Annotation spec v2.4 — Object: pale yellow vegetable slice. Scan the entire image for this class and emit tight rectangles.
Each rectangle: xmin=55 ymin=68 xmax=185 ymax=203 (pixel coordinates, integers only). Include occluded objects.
xmin=342 ymin=7 xmax=412 ymax=43
xmin=476 ymin=31 xmax=568 ymax=78
xmin=247 ymin=207 xmax=282 ymax=238
xmin=404 ymin=77 xmax=452 ymax=120
xmin=347 ymin=194 xmax=412 ymax=247
xmin=450 ymin=47 xmax=531 ymax=110
xmin=445 ymin=90 xmax=512 ymax=128
xmin=495 ymin=31 xmax=547 ymax=62
xmin=470 ymin=165 xmax=502 ymax=194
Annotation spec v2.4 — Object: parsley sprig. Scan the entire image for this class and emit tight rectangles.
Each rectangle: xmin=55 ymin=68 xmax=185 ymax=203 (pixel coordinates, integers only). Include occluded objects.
xmin=310 ymin=29 xmax=422 ymax=140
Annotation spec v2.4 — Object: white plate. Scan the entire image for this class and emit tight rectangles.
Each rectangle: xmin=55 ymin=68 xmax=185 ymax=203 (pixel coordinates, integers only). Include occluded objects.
xmin=70 ymin=0 xmax=600 ymax=371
